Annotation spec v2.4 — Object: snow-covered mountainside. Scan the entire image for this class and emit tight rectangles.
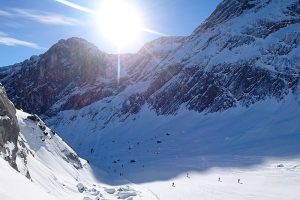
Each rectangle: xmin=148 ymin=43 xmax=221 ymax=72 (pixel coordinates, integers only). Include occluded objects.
xmin=0 ymin=86 xmax=154 ymax=200
xmin=1 ymin=0 xmax=300 ymax=199
xmin=1 ymin=0 xmax=299 ymax=117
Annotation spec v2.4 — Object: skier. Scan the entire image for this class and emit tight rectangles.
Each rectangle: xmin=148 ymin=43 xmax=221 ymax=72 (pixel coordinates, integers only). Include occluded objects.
xmin=218 ymin=177 xmax=221 ymax=182
xmin=186 ymin=173 xmax=190 ymax=178
xmin=172 ymin=182 xmax=175 ymax=187
xmin=238 ymin=178 xmax=241 ymax=184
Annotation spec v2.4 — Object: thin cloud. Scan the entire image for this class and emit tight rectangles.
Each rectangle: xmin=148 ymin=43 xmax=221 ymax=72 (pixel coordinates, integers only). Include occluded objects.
xmin=11 ymin=8 xmax=79 ymax=25
xmin=0 ymin=33 xmax=40 ymax=49
xmin=0 ymin=8 xmax=79 ymax=26
xmin=0 ymin=9 xmax=12 ymax=16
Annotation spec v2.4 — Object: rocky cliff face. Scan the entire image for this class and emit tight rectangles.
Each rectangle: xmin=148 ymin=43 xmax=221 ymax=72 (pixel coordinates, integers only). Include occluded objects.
xmin=0 ymin=38 xmax=117 ymax=115
xmin=0 ymin=85 xmax=19 ymax=170
xmin=0 ymin=83 xmax=84 ymax=179
xmin=0 ymin=0 xmax=299 ymax=123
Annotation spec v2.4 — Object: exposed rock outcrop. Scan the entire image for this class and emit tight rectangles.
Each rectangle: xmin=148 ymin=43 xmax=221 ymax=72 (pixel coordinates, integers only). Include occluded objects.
xmin=0 ymin=85 xmax=19 ymax=170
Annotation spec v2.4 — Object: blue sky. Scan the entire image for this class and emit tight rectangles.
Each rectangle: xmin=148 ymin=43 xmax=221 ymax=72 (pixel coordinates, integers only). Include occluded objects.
xmin=0 ymin=0 xmax=220 ymax=66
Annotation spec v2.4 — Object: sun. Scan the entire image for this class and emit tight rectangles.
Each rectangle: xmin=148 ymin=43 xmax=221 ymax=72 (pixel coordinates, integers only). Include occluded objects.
xmin=96 ymin=0 xmax=143 ymax=48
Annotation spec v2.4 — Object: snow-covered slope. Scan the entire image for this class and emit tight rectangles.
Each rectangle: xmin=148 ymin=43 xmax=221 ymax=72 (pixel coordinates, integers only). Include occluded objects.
xmin=0 ymin=86 xmax=155 ymax=200
xmin=0 ymin=158 xmax=57 ymax=200
xmin=9 ymin=110 xmax=155 ymax=200
xmin=2 ymin=94 xmax=300 ymax=200
xmin=45 ymin=92 xmax=300 ymax=200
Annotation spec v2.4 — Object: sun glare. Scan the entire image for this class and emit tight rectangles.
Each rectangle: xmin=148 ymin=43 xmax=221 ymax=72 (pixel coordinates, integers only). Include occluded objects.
xmin=96 ymin=0 xmax=142 ymax=48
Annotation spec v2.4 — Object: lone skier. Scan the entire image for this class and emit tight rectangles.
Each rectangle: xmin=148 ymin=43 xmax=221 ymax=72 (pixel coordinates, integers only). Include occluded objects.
xmin=186 ymin=173 xmax=190 ymax=178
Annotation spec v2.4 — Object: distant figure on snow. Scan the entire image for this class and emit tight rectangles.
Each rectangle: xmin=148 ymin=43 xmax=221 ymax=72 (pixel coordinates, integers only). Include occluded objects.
xmin=218 ymin=177 xmax=221 ymax=182
xmin=172 ymin=182 xmax=175 ymax=187
xmin=238 ymin=178 xmax=241 ymax=184
xmin=186 ymin=173 xmax=190 ymax=178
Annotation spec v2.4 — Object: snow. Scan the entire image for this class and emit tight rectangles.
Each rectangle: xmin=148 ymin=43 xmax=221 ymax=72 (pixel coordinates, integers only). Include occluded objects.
xmin=4 ymin=141 xmax=15 ymax=153
xmin=0 ymin=115 xmax=10 ymax=120
xmin=0 ymin=110 xmax=156 ymax=200
xmin=134 ymin=157 xmax=300 ymax=200
xmin=44 ymin=91 xmax=300 ymax=200
xmin=161 ymin=0 xmax=300 ymax=73
xmin=0 ymin=158 xmax=57 ymax=200
xmin=3 ymin=98 xmax=298 ymax=200
xmin=104 ymin=188 xmax=116 ymax=194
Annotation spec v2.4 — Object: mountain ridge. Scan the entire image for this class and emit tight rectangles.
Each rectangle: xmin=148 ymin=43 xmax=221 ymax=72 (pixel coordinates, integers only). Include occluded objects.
xmin=1 ymin=0 xmax=299 ymax=119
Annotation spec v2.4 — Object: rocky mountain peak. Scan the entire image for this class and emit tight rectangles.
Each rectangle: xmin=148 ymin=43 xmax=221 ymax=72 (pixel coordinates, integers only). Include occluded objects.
xmin=192 ymin=0 xmax=297 ymax=35
xmin=0 ymin=37 xmax=118 ymax=114
xmin=50 ymin=37 xmax=100 ymax=55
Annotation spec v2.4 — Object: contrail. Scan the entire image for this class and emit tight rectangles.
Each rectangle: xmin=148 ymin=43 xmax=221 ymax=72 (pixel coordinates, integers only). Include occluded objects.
xmin=55 ymin=0 xmax=96 ymax=15
xmin=141 ymin=27 xmax=169 ymax=37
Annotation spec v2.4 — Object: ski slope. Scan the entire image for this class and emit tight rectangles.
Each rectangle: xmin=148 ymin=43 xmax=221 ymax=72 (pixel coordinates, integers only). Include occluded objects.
xmin=134 ymin=156 xmax=300 ymax=200
xmin=0 ymin=158 xmax=57 ymax=200
xmin=45 ymin=91 xmax=300 ymax=199
xmin=0 ymin=110 xmax=157 ymax=200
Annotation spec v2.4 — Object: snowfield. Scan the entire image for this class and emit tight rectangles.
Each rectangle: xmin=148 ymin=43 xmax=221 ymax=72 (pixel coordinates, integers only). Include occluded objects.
xmin=2 ymin=95 xmax=299 ymax=200
xmin=43 ymin=94 xmax=300 ymax=200
xmin=134 ymin=156 xmax=300 ymax=200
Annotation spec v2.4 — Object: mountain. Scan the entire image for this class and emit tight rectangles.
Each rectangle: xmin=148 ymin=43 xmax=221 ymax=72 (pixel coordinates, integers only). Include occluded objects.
xmin=1 ymin=0 xmax=300 ymax=199
xmin=1 ymin=0 xmax=299 ymax=117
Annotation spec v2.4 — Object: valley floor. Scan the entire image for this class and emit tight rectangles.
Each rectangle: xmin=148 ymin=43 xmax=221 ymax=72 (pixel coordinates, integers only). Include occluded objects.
xmin=1 ymin=154 xmax=300 ymax=200
xmin=41 ymin=95 xmax=300 ymax=200
xmin=123 ymin=156 xmax=300 ymax=200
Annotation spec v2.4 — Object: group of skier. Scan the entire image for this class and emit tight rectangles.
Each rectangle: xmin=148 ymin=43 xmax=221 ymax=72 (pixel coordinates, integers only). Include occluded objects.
xmin=218 ymin=177 xmax=242 ymax=184
xmin=171 ymin=174 xmax=242 ymax=187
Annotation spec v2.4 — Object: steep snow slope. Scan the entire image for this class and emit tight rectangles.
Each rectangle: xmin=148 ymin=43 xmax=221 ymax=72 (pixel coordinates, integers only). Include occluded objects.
xmin=12 ymin=110 xmax=155 ymax=200
xmin=0 ymin=158 xmax=57 ymax=200
xmin=0 ymin=84 xmax=155 ymax=200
